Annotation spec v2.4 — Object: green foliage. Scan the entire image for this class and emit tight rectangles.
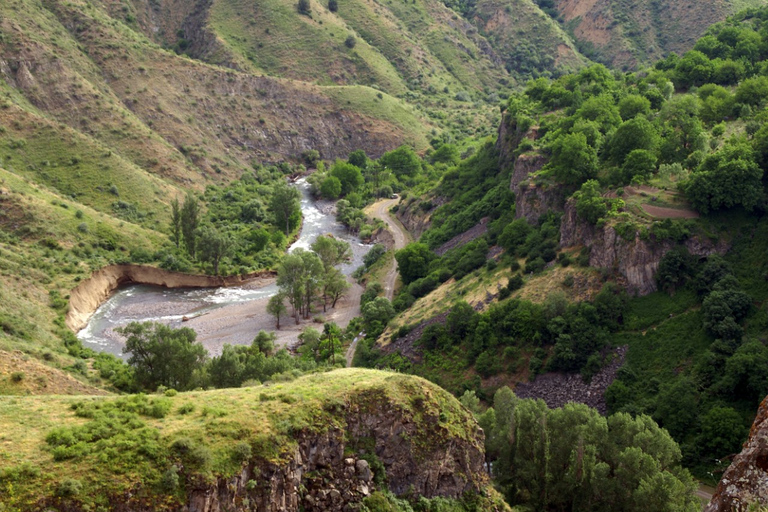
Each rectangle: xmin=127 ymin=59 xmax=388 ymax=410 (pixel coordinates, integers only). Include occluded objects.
xmin=483 ymin=390 xmax=698 ymax=511
xmin=573 ymin=180 xmax=607 ymax=224
xmin=270 ymin=181 xmax=302 ymax=235
xmin=330 ymin=161 xmax=364 ymax=195
xmin=395 ymin=243 xmax=435 ymax=284
xmin=320 ymin=175 xmax=342 ymax=199
xmin=548 ymin=132 xmax=599 ymax=185
xmin=379 ymin=146 xmax=422 ymax=180
xmin=116 ymin=322 xmax=207 ymax=392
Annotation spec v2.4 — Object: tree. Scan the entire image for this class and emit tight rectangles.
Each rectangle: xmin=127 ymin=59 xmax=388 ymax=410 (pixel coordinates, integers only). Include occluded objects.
xmin=297 ymin=0 xmax=311 ymax=15
xmin=699 ymin=406 xmax=747 ymax=458
xmin=395 ymin=243 xmax=434 ymax=284
xmin=277 ymin=251 xmax=307 ymax=323
xmin=170 ymin=198 xmax=182 ymax=248
xmin=321 ymin=322 xmax=342 ymax=364
xmin=197 ymin=226 xmax=232 ymax=275
xmin=549 ymin=132 xmax=599 ymax=185
xmin=608 ymin=117 xmax=659 ymax=165
xmin=344 ymin=35 xmax=356 ymax=49
xmin=181 ymin=193 xmax=200 ymax=257
xmin=379 ymin=146 xmax=421 ymax=180
xmin=685 ymin=142 xmax=764 ymax=214
xmin=299 ymin=250 xmax=324 ymax=319
xmin=573 ymin=179 xmax=607 ymax=224
xmin=311 ymin=235 xmax=351 ymax=271
xmin=621 ymin=149 xmax=657 ymax=184
xmin=328 ymin=0 xmax=338 ymax=11
xmin=362 ymin=296 xmax=395 ymax=335
xmin=329 ymin=161 xmax=364 ymax=195
xmin=674 ymin=50 xmax=714 ymax=89
xmin=618 ymin=94 xmax=651 ymax=120
xmin=483 ymin=389 xmax=699 ymax=511
xmin=320 ymin=176 xmax=342 ymax=199
xmin=270 ymin=181 xmax=301 ymax=235
xmin=348 ymin=149 xmax=368 ymax=168
xmin=267 ymin=292 xmax=288 ymax=329
xmin=116 ymin=322 xmax=207 ymax=391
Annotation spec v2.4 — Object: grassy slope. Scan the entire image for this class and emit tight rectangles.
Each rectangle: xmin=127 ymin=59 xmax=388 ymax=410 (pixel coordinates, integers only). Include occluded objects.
xmin=472 ymin=0 xmax=589 ymax=78
xmin=555 ymin=0 xmax=768 ymax=70
xmin=0 ymin=369 xmax=486 ymax=508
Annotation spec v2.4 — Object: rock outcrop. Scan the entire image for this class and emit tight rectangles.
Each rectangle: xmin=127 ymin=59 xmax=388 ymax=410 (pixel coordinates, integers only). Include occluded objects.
xmin=706 ymin=395 xmax=768 ymax=511
xmin=515 ymin=182 xmax=567 ymax=225
xmin=66 ymin=265 xmax=276 ymax=332
xmin=560 ymin=200 xmax=729 ymax=295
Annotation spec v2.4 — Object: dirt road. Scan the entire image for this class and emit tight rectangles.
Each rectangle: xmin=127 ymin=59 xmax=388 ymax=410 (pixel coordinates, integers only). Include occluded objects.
xmin=344 ymin=198 xmax=412 ymax=366
xmin=369 ymin=197 xmax=412 ymax=299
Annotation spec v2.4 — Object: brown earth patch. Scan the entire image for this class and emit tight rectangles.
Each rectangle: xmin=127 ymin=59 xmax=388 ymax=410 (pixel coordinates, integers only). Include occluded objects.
xmin=0 ymin=350 xmax=108 ymax=396
xmin=641 ymin=204 xmax=700 ymax=219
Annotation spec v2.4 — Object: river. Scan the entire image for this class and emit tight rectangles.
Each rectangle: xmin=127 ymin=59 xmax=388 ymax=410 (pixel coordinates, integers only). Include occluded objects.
xmin=77 ymin=179 xmax=370 ymax=357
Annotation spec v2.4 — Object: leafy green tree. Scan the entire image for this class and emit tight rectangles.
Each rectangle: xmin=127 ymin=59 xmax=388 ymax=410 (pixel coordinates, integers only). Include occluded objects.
xmin=659 ymin=95 xmax=706 ymax=163
xmin=699 ymin=406 xmax=747 ymax=458
xmin=170 ymin=198 xmax=182 ymax=248
xmin=278 ymin=251 xmax=308 ymax=323
xmin=270 ymin=182 xmax=301 ymax=235
xmin=549 ymin=132 xmax=599 ymax=185
xmin=498 ymin=218 xmax=533 ymax=254
xmin=618 ymin=94 xmax=651 ymax=120
xmin=702 ymin=288 xmax=752 ymax=341
xmin=348 ymin=150 xmax=367 ymax=168
xmin=699 ymin=85 xmax=736 ymax=124
xmin=573 ymin=180 xmax=607 ymax=224
xmin=653 ymin=378 xmax=699 ymax=439
xmin=575 ymin=94 xmax=622 ymax=132
xmin=197 ymin=225 xmax=232 ymax=275
xmin=608 ymin=117 xmax=660 ymax=165
xmin=298 ymin=250 xmax=324 ymax=319
xmin=674 ymin=50 xmax=715 ymax=88
xmin=621 ymin=149 xmax=657 ymax=184
xmin=297 ymin=0 xmax=311 ymax=15
xmin=430 ymin=144 xmax=460 ymax=165
xmin=320 ymin=176 xmax=342 ymax=199
xmin=328 ymin=0 xmax=338 ymax=11
xmin=395 ymin=243 xmax=435 ymax=284
xmin=735 ymin=76 xmax=768 ymax=106
xmin=321 ymin=322 xmax=342 ymax=364
xmin=362 ymin=296 xmax=395 ymax=335
xmin=267 ymin=291 xmax=288 ymax=329
xmin=181 ymin=193 xmax=200 ymax=257
xmin=117 ymin=322 xmax=207 ymax=391
xmin=379 ymin=146 xmax=422 ymax=180
xmin=656 ymin=248 xmax=695 ymax=295
xmin=330 ymin=161 xmax=364 ymax=195
xmin=325 ymin=268 xmax=350 ymax=309
xmin=483 ymin=389 xmax=699 ymax=511
xmin=718 ymin=340 xmax=768 ymax=402
xmin=685 ymin=142 xmax=764 ymax=213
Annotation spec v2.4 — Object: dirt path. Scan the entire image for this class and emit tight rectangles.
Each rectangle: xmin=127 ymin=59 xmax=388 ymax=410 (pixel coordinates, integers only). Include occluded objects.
xmin=696 ymin=484 xmax=715 ymax=507
xmin=369 ymin=198 xmax=412 ymax=300
xmin=344 ymin=198 xmax=412 ymax=366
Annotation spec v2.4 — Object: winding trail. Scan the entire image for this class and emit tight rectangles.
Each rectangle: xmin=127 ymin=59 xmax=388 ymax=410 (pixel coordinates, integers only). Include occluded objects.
xmin=345 ymin=197 xmax=411 ymax=366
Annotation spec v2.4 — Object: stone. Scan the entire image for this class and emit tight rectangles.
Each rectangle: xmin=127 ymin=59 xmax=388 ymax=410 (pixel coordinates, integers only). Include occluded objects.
xmin=356 ymin=459 xmax=373 ymax=482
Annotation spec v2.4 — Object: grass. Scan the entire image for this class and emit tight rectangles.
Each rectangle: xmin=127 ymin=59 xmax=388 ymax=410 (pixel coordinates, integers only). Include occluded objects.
xmin=0 ymin=369 xmax=485 ymax=507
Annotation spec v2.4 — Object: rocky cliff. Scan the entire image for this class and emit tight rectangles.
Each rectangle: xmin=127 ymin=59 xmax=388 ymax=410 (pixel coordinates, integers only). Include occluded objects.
xmin=560 ymin=200 xmax=729 ymax=295
xmin=706 ymin=395 xmax=768 ymax=511
xmin=4 ymin=370 xmax=504 ymax=512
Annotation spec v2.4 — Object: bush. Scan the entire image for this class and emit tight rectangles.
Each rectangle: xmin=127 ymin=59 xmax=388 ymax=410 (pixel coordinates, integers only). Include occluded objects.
xmin=344 ymin=35 xmax=356 ymax=49
xmin=10 ymin=371 xmax=24 ymax=382
xmin=56 ymin=478 xmax=83 ymax=498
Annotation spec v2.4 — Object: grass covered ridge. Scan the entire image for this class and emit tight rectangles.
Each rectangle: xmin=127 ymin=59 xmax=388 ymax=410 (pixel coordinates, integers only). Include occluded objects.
xmin=0 ymin=369 xmax=487 ymax=509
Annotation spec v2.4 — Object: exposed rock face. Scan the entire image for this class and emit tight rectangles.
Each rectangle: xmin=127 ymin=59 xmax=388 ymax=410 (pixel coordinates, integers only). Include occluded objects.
xmin=112 ymin=384 xmax=489 ymax=512
xmin=395 ymin=196 xmax=446 ymax=240
xmin=516 ymin=182 xmax=567 ymax=225
xmin=514 ymin=346 xmax=628 ymax=415
xmin=510 ymin=153 xmax=548 ymax=191
xmin=435 ymin=218 xmax=489 ymax=256
xmin=66 ymin=265 xmax=276 ymax=332
xmin=560 ymin=200 xmax=729 ymax=295
xmin=495 ymin=113 xmax=526 ymax=172
xmin=706 ymin=395 xmax=768 ymax=511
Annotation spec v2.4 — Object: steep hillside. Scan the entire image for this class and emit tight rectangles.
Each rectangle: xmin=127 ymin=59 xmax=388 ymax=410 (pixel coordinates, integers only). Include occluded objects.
xmin=0 ymin=369 xmax=507 ymax=511
xmin=554 ymin=0 xmax=767 ymax=70
xmin=471 ymin=0 xmax=589 ymax=78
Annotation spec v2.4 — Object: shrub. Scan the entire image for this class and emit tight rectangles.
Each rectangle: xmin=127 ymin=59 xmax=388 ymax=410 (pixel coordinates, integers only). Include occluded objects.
xmin=232 ymin=441 xmax=253 ymax=463
xmin=344 ymin=35 xmax=356 ymax=49
xmin=10 ymin=371 xmax=24 ymax=382
xmin=56 ymin=478 xmax=83 ymax=498
xmin=177 ymin=403 xmax=195 ymax=415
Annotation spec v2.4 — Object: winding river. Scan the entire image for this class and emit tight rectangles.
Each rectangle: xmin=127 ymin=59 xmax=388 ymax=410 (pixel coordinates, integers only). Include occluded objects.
xmin=77 ymin=179 xmax=370 ymax=357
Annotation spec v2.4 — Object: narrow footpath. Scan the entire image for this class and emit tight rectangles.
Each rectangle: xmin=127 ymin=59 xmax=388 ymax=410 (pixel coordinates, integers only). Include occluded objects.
xmin=345 ymin=197 xmax=411 ymax=366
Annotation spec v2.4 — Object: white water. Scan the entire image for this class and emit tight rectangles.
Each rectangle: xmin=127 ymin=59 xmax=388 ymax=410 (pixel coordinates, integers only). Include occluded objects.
xmin=77 ymin=179 xmax=370 ymax=357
